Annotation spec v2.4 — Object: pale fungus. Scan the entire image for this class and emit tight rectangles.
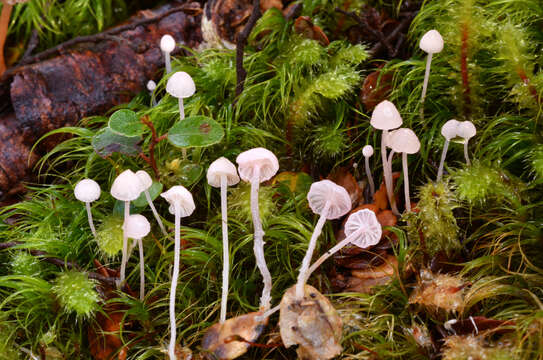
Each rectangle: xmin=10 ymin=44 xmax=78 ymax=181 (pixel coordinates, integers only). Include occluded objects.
xmin=362 ymin=145 xmax=376 ymax=197
xmin=74 ymin=179 xmax=101 ymax=238
xmin=135 ymin=170 xmax=168 ymax=238
xmin=437 ymin=119 xmax=460 ymax=181
xmin=123 ymin=214 xmax=151 ymax=301
xmin=419 ymin=30 xmax=444 ymax=104
xmin=160 ymin=34 xmax=176 ymax=74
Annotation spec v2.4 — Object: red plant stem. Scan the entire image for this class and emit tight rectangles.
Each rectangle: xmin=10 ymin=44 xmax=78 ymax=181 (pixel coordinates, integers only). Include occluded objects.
xmin=517 ymin=68 xmax=540 ymax=104
xmin=0 ymin=2 xmax=13 ymax=76
xmin=139 ymin=116 xmax=167 ymax=179
xmin=460 ymin=22 xmax=471 ymax=117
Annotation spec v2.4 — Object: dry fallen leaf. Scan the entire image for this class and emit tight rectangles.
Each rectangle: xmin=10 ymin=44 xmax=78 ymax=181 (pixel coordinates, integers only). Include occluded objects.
xmin=294 ymin=16 xmax=330 ymax=46
xmin=328 ymin=167 xmax=362 ymax=208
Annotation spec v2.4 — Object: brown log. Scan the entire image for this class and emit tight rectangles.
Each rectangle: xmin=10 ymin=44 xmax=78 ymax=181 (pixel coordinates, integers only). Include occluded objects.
xmin=0 ymin=1 xmax=203 ymax=200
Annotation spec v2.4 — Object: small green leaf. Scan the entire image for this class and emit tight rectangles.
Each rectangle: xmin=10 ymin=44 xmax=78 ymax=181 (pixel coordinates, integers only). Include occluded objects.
xmin=92 ymin=128 xmax=141 ymax=158
xmin=133 ymin=182 xmax=164 ymax=208
xmin=108 ymin=109 xmax=143 ymax=137
xmin=167 ymin=116 xmax=224 ymax=148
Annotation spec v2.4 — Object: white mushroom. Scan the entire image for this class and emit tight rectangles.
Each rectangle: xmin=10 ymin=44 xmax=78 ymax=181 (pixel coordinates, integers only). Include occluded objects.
xmin=308 ymin=209 xmax=382 ymax=276
xmin=388 ymin=128 xmax=421 ymax=212
xmin=370 ymin=100 xmax=403 ymax=215
xmin=166 ymin=71 xmax=196 ymax=121
xmin=295 ymin=180 xmax=351 ymax=299
xmin=147 ymin=80 xmax=157 ymax=106
xmin=236 ymin=148 xmax=279 ymax=311
xmin=160 ymin=34 xmax=176 ymax=74
xmin=74 ymin=179 xmax=101 ymax=237
xmin=437 ymin=119 xmax=460 ymax=181
xmin=457 ymin=121 xmax=476 ymax=165
xmin=419 ymin=30 xmax=444 ymax=104
xmin=160 ymin=185 xmax=195 ymax=360
xmin=111 ymin=170 xmax=144 ymax=286
xmin=123 ymin=214 xmax=151 ymax=301
xmin=362 ymin=145 xmax=375 ymax=197
xmin=136 ymin=170 xmax=168 ymax=238
xmin=207 ymin=157 xmax=240 ymax=324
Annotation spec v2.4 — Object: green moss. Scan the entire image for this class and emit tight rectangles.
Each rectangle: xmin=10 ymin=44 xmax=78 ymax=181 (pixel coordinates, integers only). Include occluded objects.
xmin=11 ymin=252 xmax=42 ymax=276
xmin=95 ymin=216 xmax=124 ymax=258
xmin=52 ymin=271 xmax=99 ymax=318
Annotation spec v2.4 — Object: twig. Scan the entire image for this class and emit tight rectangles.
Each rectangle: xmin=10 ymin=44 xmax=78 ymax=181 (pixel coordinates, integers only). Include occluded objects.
xmin=139 ymin=115 xmax=167 ymax=179
xmin=369 ymin=14 xmax=415 ymax=57
xmin=235 ymin=0 xmax=261 ymax=98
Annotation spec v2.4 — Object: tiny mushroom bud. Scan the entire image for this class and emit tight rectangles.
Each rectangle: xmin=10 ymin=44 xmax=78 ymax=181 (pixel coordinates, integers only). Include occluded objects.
xmin=370 ymin=100 xmax=402 ymax=215
xmin=362 ymin=145 xmax=376 ymax=196
xmin=207 ymin=157 xmax=240 ymax=324
xmin=236 ymin=148 xmax=279 ymax=311
xmin=389 ymin=128 xmax=421 ymax=212
xmin=160 ymin=34 xmax=176 ymax=74
xmin=135 ymin=170 xmax=168 ymax=238
xmin=74 ymin=179 xmax=101 ymax=237
xmin=123 ymin=214 xmax=151 ymax=301
xmin=419 ymin=30 xmax=444 ymax=104
xmin=166 ymin=71 xmax=196 ymax=122
xmin=160 ymin=185 xmax=195 ymax=360
xmin=437 ymin=119 xmax=460 ymax=181
xmin=147 ymin=80 xmax=157 ymax=106
xmin=295 ymin=180 xmax=351 ymax=299
xmin=457 ymin=121 xmax=476 ymax=165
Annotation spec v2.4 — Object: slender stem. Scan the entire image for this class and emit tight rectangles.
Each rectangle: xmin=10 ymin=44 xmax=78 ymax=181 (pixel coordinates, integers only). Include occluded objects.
xmin=364 ymin=156 xmax=375 ymax=197
xmin=295 ymin=202 xmax=330 ymax=299
xmin=220 ymin=175 xmax=229 ymax=324
xmin=151 ymin=91 xmax=157 ymax=107
xmin=0 ymin=3 xmax=13 ymax=75
xmin=464 ymin=141 xmax=471 ymax=166
xmin=381 ymin=131 xmax=399 ymax=215
xmin=178 ymin=98 xmax=185 ymax=120
xmin=85 ymin=202 xmax=97 ymax=237
xmin=145 ymin=190 xmax=168 ymax=238
xmin=256 ymin=304 xmax=281 ymax=322
xmin=164 ymin=51 xmax=172 ymax=74
xmin=402 ymin=153 xmax=411 ymax=212
xmin=119 ymin=201 xmax=130 ymax=287
xmin=168 ymin=209 xmax=181 ymax=360
xmin=250 ymin=169 xmax=272 ymax=311
xmin=388 ymin=150 xmax=395 ymax=170
xmin=437 ymin=140 xmax=449 ymax=182
xmin=138 ymin=237 xmax=145 ymax=301
xmin=421 ymin=53 xmax=433 ymax=103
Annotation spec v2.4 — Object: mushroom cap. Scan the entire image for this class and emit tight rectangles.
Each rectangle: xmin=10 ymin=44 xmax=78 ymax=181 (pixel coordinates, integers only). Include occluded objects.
xmin=147 ymin=80 xmax=156 ymax=91
xmin=307 ymin=180 xmax=352 ymax=219
xmin=362 ymin=145 xmax=374 ymax=158
xmin=236 ymin=148 xmax=279 ymax=183
xmin=123 ymin=214 xmax=151 ymax=240
xmin=74 ymin=179 xmax=101 ymax=203
xmin=160 ymin=185 xmax=195 ymax=217
xmin=111 ymin=170 xmax=143 ymax=201
xmin=419 ymin=29 xmax=444 ymax=54
xmin=207 ymin=157 xmax=240 ymax=188
xmin=344 ymin=209 xmax=382 ymax=248
xmin=370 ymin=100 xmax=403 ymax=131
xmin=441 ymin=119 xmax=460 ymax=140
xmin=389 ymin=128 xmax=421 ymax=154
xmin=166 ymin=71 xmax=196 ymax=99
xmin=160 ymin=34 xmax=176 ymax=53
xmin=135 ymin=170 xmax=153 ymax=191
xmin=457 ymin=121 xmax=476 ymax=140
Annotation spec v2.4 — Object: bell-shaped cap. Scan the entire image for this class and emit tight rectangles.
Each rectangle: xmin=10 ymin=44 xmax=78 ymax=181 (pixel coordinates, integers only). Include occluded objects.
xmin=123 ymin=214 xmax=151 ymax=240
xmin=236 ymin=148 xmax=279 ymax=183
xmin=135 ymin=170 xmax=153 ymax=191
xmin=207 ymin=157 xmax=240 ymax=188
xmin=160 ymin=185 xmax=195 ymax=217
xmin=74 ymin=179 xmax=101 ymax=203
xmin=307 ymin=180 xmax=351 ymax=220
xmin=457 ymin=121 xmax=476 ymax=140
xmin=420 ymin=30 xmax=444 ymax=54
xmin=147 ymin=80 xmax=156 ymax=91
xmin=370 ymin=100 xmax=403 ymax=131
xmin=344 ymin=209 xmax=382 ymax=248
xmin=111 ymin=170 xmax=143 ymax=201
xmin=441 ymin=119 xmax=460 ymax=140
xmin=389 ymin=128 xmax=421 ymax=154
xmin=362 ymin=145 xmax=374 ymax=158
xmin=166 ymin=71 xmax=196 ymax=99
xmin=160 ymin=34 xmax=176 ymax=53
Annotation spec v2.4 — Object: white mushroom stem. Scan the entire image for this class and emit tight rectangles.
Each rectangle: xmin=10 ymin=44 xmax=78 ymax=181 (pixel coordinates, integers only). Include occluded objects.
xmin=220 ymin=174 xmax=229 ymax=324
xmin=178 ymin=98 xmax=185 ymax=121
xmin=119 ymin=201 xmax=130 ymax=287
xmin=421 ymin=53 xmax=433 ymax=104
xmin=138 ymin=237 xmax=145 ymax=301
xmin=85 ymin=202 xmax=97 ymax=237
xmin=250 ymin=168 xmax=272 ymax=311
xmin=437 ymin=139 xmax=450 ymax=182
xmin=295 ymin=201 xmax=330 ymax=299
xmin=464 ymin=141 xmax=471 ymax=166
xmin=256 ymin=304 xmax=281 ymax=322
xmin=364 ymin=156 xmax=375 ymax=197
xmin=144 ymin=190 xmax=168 ymax=238
xmin=164 ymin=51 xmax=172 ymax=74
xmin=168 ymin=206 xmax=181 ymax=360
xmin=381 ymin=131 xmax=399 ymax=215
xmin=402 ymin=153 xmax=412 ymax=212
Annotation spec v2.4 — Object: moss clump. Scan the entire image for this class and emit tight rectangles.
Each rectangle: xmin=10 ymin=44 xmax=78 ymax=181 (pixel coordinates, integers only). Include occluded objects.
xmin=228 ymin=183 xmax=277 ymax=226
xmin=442 ymin=335 xmax=514 ymax=360
xmin=531 ymin=145 xmax=543 ymax=179
xmin=11 ymin=252 xmax=42 ymax=276
xmin=52 ymin=271 xmax=99 ymax=318
xmin=95 ymin=216 xmax=124 ymax=257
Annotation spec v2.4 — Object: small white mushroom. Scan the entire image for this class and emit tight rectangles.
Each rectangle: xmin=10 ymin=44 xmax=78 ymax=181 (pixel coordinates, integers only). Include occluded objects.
xmin=166 ymin=71 xmax=196 ymax=122
xmin=388 ymin=128 xmax=421 ymax=212
xmin=207 ymin=157 xmax=240 ymax=324
xmin=419 ymin=30 xmax=444 ymax=104
xmin=147 ymin=80 xmax=157 ymax=106
xmin=136 ymin=170 xmax=168 ymax=238
xmin=160 ymin=34 xmax=176 ymax=74
xmin=457 ymin=121 xmax=476 ymax=165
xmin=160 ymin=185 xmax=195 ymax=360
xmin=123 ymin=214 xmax=151 ymax=301
xmin=74 ymin=179 xmax=101 ymax=237
xmin=437 ymin=119 xmax=460 ymax=181
xmin=295 ymin=180 xmax=351 ymax=299
xmin=362 ymin=145 xmax=375 ymax=197
xmin=236 ymin=148 xmax=279 ymax=311
xmin=370 ymin=100 xmax=403 ymax=215
xmin=308 ymin=209 xmax=382 ymax=276
xmin=111 ymin=170 xmax=144 ymax=286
